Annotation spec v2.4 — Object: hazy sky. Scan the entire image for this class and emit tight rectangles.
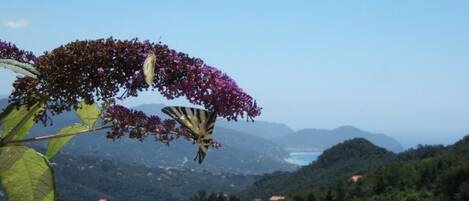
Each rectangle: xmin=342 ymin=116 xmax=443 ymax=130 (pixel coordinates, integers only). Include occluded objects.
xmin=1 ymin=1 xmax=469 ymax=147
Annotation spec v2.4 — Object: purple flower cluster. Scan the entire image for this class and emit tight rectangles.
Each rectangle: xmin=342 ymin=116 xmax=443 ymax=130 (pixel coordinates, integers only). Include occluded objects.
xmin=1 ymin=38 xmax=261 ymax=145
xmin=155 ymin=54 xmax=261 ymax=121
xmin=103 ymin=105 xmax=188 ymax=143
xmin=0 ymin=40 xmax=36 ymax=63
xmin=5 ymin=38 xmax=261 ymax=121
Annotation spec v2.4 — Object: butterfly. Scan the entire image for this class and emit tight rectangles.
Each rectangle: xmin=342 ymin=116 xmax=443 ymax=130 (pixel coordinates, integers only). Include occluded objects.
xmin=143 ymin=51 xmax=156 ymax=86
xmin=161 ymin=106 xmax=217 ymax=164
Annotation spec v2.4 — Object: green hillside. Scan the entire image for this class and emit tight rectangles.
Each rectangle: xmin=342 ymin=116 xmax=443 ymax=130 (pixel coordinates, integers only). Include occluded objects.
xmin=280 ymin=135 xmax=469 ymax=201
xmin=238 ymin=138 xmax=396 ymax=200
xmin=51 ymin=154 xmax=257 ymax=201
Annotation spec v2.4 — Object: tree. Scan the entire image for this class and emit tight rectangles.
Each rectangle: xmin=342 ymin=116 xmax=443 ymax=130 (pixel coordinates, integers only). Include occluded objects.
xmin=306 ymin=192 xmax=316 ymax=201
xmin=190 ymin=191 xmax=207 ymax=201
xmin=293 ymin=195 xmax=304 ymax=201
xmin=207 ymin=192 xmax=218 ymax=201
xmin=456 ymin=182 xmax=469 ymax=201
xmin=228 ymin=195 xmax=240 ymax=201
xmin=334 ymin=181 xmax=346 ymax=201
xmin=324 ymin=191 xmax=333 ymax=201
xmin=216 ymin=193 xmax=226 ymax=201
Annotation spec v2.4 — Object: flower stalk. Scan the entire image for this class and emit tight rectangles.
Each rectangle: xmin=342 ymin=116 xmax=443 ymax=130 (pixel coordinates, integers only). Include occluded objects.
xmin=4 ymin=125 xmax=112 ymax=145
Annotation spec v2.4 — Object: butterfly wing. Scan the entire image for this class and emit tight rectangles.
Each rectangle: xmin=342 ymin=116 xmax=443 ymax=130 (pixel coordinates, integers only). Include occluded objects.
xmin=162 ymin=106 xmax=217 ymax=164
xmin=162 ymin=106 xmax=198 ymax=138
xmin=143 ymin=52 xmax=156 ymax=85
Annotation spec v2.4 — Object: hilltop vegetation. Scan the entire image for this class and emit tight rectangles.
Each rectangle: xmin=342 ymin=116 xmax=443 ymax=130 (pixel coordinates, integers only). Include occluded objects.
xmin=238 ymin=138 xmax=396 ymax=200
xmin=239 ymin=136 xmax=469 ymax=201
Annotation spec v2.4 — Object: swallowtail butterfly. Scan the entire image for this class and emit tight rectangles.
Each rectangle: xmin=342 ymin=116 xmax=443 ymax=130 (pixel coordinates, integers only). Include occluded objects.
xmin=161 ymin=106 xmax=217 ymax=164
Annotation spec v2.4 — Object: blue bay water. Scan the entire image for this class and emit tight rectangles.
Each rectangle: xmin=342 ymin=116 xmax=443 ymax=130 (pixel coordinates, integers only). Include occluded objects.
xmin=285 ymin=151 xmax=323 ymax=166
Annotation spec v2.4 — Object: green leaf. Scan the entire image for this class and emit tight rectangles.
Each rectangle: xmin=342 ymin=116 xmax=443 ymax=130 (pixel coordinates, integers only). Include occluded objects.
xmin=1 ymin=103 xmax=44 ymax=141
xmin=0 ymin=146 xmax=55 ymax=201
xmin=0 ymin=59 xmax=39 ymax=78
xmin=75 ymin=102 xmax=100 ymax=128
xmin=45 ymin=123 xmax=88 ymax=159
xmin=0 ymin=103 xmax=18 ymax=125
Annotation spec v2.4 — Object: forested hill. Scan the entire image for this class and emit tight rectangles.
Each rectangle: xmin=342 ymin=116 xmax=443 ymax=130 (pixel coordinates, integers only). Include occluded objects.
xmin=238 ymin=138 xmax=396 ymax=200
xmin=241 ymin=135 xmax=469 ymax=201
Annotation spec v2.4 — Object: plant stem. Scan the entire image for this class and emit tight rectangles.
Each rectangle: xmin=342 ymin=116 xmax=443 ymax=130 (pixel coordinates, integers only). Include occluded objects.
xmin=4 ymin=125 xmax=112 ymax=145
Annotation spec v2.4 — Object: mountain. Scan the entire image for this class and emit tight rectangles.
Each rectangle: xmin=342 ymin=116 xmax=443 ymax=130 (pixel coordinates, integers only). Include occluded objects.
xmin=57 ymin=126 xmax=295 ymax=174
xmin=5 ymin=101 xmax=295 ymax=174
xmin=238 ymin=138 xmax=396 ymax=200
xmin=216 ymin=120 xmax=294 ymax=139
xmin=132 ymin=103 xmax=167 ymax=116
xmin=285 ymin=135 xmax=469 ymax=201
xmin=50 ymin=153 xmax=257 ymax=201
xmin=272 ymin=126 xmax=404 ymax=152
xmin=0 ymin=98 xmax=8 ymax=110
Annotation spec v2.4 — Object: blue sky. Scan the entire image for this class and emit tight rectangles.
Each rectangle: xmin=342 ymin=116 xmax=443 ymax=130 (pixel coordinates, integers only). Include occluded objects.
xmin=1 ymin=1 xmax=469 ymax=147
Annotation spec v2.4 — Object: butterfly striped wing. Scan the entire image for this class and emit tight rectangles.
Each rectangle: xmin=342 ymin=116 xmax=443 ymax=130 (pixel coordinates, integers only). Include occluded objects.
xmin=161 ymin=106 xmax=217 ymax=163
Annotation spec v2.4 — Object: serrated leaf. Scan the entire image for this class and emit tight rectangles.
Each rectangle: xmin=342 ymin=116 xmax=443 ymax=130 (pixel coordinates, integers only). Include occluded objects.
xmin=75 ymin=102 xmax=100 ymax=128
xmin=0 ymin=59 xmax=39 ymax=78
xmin=143 ymin=52 xmax=156 ymax=85
xmin=46 ymin=123 xmax=88 ymax=159
xmin=0 ymin=146 xmax=55 ymax=201
xmin=1 ymin=103 xmax=44 ymax=141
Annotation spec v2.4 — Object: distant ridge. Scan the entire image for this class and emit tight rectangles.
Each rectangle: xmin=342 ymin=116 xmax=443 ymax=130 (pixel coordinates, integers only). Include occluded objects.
xmin=273 ymin=125 xmax=404 ymax=152
xmin=132 ymin=103 xmax=166 ymax=117
xmin=0 ymin=98 xmax=8 ymax=110
xmin=10 ymin=102 xmax=296 ymax=174
xmin=216 ymin=120 xmax=294 ymax=139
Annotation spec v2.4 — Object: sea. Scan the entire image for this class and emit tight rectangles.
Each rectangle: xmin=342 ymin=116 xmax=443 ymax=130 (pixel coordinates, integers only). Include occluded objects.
xmin=285 ymin=151 xmax=323 ymax=166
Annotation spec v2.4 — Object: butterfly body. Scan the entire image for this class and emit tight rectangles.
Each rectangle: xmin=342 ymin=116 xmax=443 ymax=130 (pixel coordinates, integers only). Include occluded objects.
xmin=161 ymin=106 xmax=217 ymax=163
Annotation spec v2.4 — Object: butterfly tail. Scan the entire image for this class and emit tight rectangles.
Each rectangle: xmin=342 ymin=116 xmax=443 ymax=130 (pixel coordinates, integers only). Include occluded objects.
xmin=193 ymin=144 xmax=209 ymax=164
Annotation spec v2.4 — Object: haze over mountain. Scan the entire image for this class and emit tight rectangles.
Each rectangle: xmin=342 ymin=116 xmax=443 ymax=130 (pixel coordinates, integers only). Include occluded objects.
xmin=0 ymin=98 xmax=7 ymax=108
xmin=272 ymin=126 xmax=404 ymax=153
xmin=58 ymin=126 xmax=295 ymax=174
xmin=216 ymin=120 xmax=294 ymax=139
xmin=4 ymin=101 xmax=295 ymax=174
xmin=0 ymin=96 xmax=455 ymax=152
